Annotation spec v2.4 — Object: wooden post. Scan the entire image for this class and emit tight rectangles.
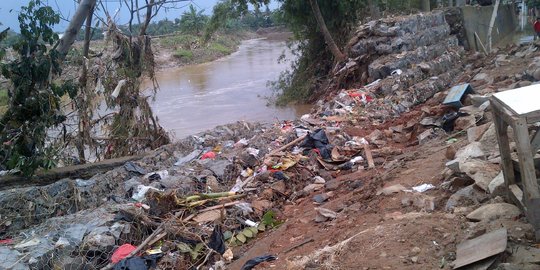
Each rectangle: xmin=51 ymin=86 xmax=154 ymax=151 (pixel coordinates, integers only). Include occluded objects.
xmin=487 ymin=0 xmax=501 ymax=52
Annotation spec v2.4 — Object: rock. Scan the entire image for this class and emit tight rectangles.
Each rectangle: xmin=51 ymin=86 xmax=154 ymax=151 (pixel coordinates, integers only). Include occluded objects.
xmin=496 ymin=263 xmax=540 ymax=270
xmin=411 ymin=256 xmax=418 ymax=263
xmin=313 ymin=176 xmax=326 ymax=184
xmin=205 ymin=175 xmax=221 ymax=192
xmin=417 ymin=129 xmax=435 ymax=145
xmin=488 ymin=172 xmax=505 ymax=196
xmin=533 ymin=68 xmax=540 ymax=81
xmin=402 ymin=193 xmax=435 ymax=212
xmin=446 ymin=159 xmax=461 ymax=173
xmin=478 ymin=124 xmax=499 ymax=158
xmin=325 ymin=179 xmax=341 ymax=191
xmin=377 ymin=184 xmax=406 ymax=196
xmin=466 ymin=203 xmax=521 ymax=221
xmin=252 ymin=200 xmax=273 ymax=214
xmin=313 ymin=193 xmax=332 ymax=204
xmin=445 ymin=185 xmax=489 ymax=211
xmin=410 ymin=247 xmax=421 ymax=256
xmin=0 ymin=247 xmax=27 ymax=270
xmin=368 ymin=129 xmax=383 ymax=142
xmin=82 ymin=226 xmax=116 ymax=251
xmin=303 ymin=183 xmax=325 ymax=193
xmin=271 ymin=180 xmax=287 ymax=194
xmin=201 ymin=159 xmax=232 ymax=180
xmin=446 ymin=145 xmax=457 ymax=160
xmin=161 ymin=175 xmax=194 ymax=190
xmin=315 ymin=207 xmax=337 ymax=222
xmin=460 ymin=160 xmax=500 ymax=191
xmin=454 ymin=115 xmax=476 ymax=131
xmin=467 ymin=123 xmax=490 ymax=143
xmin=455 ymin=142 xmax=485 ymax=161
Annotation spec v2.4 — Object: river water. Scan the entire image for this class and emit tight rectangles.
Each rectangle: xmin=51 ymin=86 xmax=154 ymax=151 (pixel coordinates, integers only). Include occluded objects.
xmin=149 ymin=38 xmax=310 ymax=139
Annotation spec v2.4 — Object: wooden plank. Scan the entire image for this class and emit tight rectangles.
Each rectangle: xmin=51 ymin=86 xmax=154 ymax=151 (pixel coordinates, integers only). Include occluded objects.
xmin=492 ymin=84 xmax=540 ymax=117
xmin=364 ymin=144 xmax=375 ymax=169
xmin=513 ymin=118 xmax=540 ymax=200
xmin=453 ymin=228 xmax=507 ymax=269
xmin=531 ymin=129 xmax=540 ymax=155
xmin=509 ymin=184 xmax=525 ymax=209
xmin=490 ymin=97 xmax=518 ymax=127
xmin=492 ymin=109 xmax=516 ymax=187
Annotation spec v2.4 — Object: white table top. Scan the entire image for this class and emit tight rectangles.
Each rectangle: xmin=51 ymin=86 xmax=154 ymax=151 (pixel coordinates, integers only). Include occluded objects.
xmin=493 ymin=84 xmax=540 ymax=116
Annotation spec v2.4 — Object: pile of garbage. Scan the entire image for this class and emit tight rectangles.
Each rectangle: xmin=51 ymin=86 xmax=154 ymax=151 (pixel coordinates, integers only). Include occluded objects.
xmin=328 ymin=10 xmax=464 ymax=120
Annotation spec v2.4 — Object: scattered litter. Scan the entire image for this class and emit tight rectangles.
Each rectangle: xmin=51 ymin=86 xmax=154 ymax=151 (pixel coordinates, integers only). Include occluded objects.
xmin=241 ymin=255 xmax=277 ymax=270
xmin=112 ymin=244 xmax=138 ymax=263
xmin=412 ymin=184 xmax=436 ymax=193
xmin=14 ymin=238 xmax=40 ymax=249
xmin=132 ymin=185 xmax=161 ymax=202
xmin=145 ymin=170 xmax=168 ymax=182
xmin=175 ymin=149 xmax=202 ymax=166
xmin=124 ymin=161 xmax=146 ymax=175
xmin=201 ymin=152 xmax=217 ymax=160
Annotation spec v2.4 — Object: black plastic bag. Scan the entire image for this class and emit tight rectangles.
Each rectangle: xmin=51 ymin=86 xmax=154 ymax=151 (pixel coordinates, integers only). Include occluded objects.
xmin=208 ymin=225 xmax=226 ymax=254
xmin=300 ymin=129 xmax=333 ymax=160
xmin=240 ymin=255 xmax=277 ymax=270
xmin=113 ymin=254 xmax=162 ymax=270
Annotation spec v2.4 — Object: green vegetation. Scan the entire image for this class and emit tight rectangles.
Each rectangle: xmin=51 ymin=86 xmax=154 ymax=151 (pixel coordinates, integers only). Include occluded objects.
xmin=173 ymin=48 xmax=194 ymax=59
xmin=179 ymin=5 xmax=209 ymax=34
xmin=209 ymin=43 xmax=232 ymax=54
xmin=0 ymin=0 xmax=76 ymax=175
xmin=0 ymin=89 xmax=8 ymax=106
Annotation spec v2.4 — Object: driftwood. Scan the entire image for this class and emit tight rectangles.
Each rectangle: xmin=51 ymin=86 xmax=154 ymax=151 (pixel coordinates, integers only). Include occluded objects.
xmin=0 ymin=154 xmax=145 ymax=190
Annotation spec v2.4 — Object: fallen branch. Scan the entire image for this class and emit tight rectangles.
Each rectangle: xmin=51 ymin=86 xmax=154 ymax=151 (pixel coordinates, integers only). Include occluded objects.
xmin=270 ymin=135 xmax=306 ymax=155
xmin=182 ymin=201 xmax=243 ymax=222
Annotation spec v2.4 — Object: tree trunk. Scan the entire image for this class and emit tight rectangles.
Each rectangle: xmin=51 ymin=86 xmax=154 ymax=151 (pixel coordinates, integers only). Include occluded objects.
xmin=75 ymin=3 xmax=96 ymax=164
xmin=139 ymin=0 xmax=155 ymax=36
xmin=57 ymin=0 xmax=97 ymax=56
xmin=308 ymin=0 xmax=346 ymax=61
xmin=421 ymin=0 xmax=431 ymax=12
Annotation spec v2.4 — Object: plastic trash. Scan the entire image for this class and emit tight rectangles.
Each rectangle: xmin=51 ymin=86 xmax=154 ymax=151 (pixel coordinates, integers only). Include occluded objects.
xmin=412 ymin=183 xmax=436 ymax=193
xmin=111 ymin=79 xmax=127 ymax=99
xmin=235 ymin=138 xmax=249 ymax=147
xmin=300 ymin=129 xmax=333 ymax=160
xmin=112 ymin=244 xmax=137 ymax=263
xmin=246 ymin=147 xmax=260 ymax=157
xmin=209 ymin=225 xmax=226 ymax=255
xmin=391 ymin=69 xmax=403 ymax=76
xmin=175 ymin=149 xmax=202 ymax=166
xmin=234 ymin=202 xmax=254 ymax=215
xmin=124 ymin=162 xmax=146 ymax=175
xmin=350 ymin=156 xmax=364 ymax=164
xmin=132 ymin=185 xmax=161 ymax=202
xmin=113 ymin=254 xmax=162 ymax=270
xmin=145 ymin=170 xmax=168 ymax=182
xmin=240 ymin=255 xmax=277 ymax=270
xmin=201 ymin=152 xmax=216 ymax=160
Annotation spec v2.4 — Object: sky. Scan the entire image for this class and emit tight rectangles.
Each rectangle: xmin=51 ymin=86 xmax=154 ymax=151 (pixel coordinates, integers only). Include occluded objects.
xmin=0 ymin=0 xmax=278 ymax=33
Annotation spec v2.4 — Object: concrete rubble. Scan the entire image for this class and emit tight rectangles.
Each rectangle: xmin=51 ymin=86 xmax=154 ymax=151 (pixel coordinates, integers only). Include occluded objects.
xmin=1 ymin=10 xmax=540 ymax=270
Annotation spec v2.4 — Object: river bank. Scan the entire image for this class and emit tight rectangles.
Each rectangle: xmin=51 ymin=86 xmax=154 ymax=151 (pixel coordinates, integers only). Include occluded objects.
xmin=3 ymin=10 xmax=540 ymax=270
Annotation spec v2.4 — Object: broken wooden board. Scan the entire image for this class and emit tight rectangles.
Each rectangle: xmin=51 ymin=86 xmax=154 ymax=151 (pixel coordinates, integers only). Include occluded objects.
xmin=453 ymin=228 xmax=507 ymax=269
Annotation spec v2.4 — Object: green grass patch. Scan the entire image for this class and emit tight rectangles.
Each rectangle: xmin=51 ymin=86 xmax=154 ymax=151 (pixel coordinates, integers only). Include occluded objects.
xmin=0 ymin=89 xmax=8 ymax=107
xmin=209 ymin=43 xmax=232 ymax=54
xmin=160 ymin=34 xmax=199 ymax=48
xmin=173 ymin=49 xmax=193 ymax=59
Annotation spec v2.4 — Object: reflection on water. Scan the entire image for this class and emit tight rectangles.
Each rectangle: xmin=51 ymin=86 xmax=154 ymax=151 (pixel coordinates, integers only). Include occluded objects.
xmin=150 ymin=38 xmax=310 ymax=139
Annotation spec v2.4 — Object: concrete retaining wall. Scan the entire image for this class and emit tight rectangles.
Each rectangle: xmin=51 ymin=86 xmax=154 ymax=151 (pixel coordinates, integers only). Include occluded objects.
xmin=461 ymin=4 xmax=518 ymax=51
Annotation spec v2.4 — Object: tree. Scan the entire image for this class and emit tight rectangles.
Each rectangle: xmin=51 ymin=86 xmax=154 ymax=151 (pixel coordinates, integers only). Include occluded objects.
xmin=179 ymin=5 xmax=209 ymax=34
xmin=308 ymin=0 xmax=345 ymax=61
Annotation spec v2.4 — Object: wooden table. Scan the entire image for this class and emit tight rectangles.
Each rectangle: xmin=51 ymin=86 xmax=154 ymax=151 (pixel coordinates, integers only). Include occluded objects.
xmin=491 ymin=85 xmax=540 ymax=241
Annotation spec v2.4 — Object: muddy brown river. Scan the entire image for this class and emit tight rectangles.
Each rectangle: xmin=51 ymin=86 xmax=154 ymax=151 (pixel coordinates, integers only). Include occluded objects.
xmin=149 ymin=38 xmax=310 ymax=139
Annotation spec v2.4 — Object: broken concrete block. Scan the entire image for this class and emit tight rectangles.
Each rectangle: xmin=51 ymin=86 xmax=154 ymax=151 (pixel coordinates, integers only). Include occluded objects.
xmin=454 ymin=115 xmax=477 ymax=131
xmin=467 ymin=123 xmax=490 ymax=143
xmin=445 ymin=185 xmax=489 ymax=211
xmin=446 ymin=159 xmax=461 ymax=173
xmin=417 ymin=129 xmax=435 ymax=144
xmin=488 ymin=171 xmax=505 ymax=197
xmin=459 ymin=159 xmax=500 ymax=191
xmin=454 ymin=228 xmax=507 ymax=269
xmin=455 ymin=142 xmax=485 ymax=161
xmin=466 ymin=203 xmax=521 ymax=222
